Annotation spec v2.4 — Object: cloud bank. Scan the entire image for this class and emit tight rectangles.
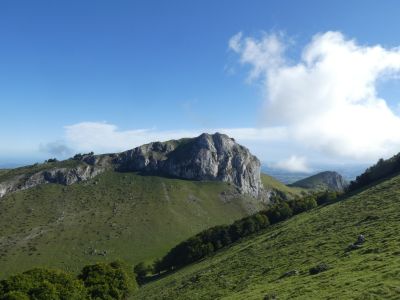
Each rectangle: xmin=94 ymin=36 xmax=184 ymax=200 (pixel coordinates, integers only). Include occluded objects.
xmin=63 ymin=122 xmax=286 ymax=154
xmin=272 ymin=155 xmax=312 ymax=173
xmin=229 ymin=31 xmax=400 ymax=161
xmin=39 ymin=31 xmax=400 ymax=174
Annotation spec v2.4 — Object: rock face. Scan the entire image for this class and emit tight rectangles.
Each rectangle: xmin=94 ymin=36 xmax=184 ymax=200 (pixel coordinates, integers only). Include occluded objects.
xmin=0 ymin=133 xmax=262 ymax=198
xmin=0 ymin=165 xmax=106 ymax=198
xmin=290 ymin=171 xmax=348 ymax=192
xmin=114 ymin=133 xmax=262 ymax=196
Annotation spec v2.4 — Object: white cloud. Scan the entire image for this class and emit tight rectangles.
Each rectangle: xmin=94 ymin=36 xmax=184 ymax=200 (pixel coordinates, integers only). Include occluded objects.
xmin=62 ymin=122 xmax=287 ymax=155
xmin=273 ymin=155 xmax=312 ymax=173
xmin=229 ymin=31 xmax=286 ymax=81
xmin=64 ymin=122 xmax=199 ymax=154
xmin=230 ymin=31 xmax=400 ymax=162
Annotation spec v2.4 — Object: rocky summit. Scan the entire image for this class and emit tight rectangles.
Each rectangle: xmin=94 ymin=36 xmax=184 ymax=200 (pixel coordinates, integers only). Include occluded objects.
xmin=290 ymin=171 xmax=348 ymax=192
xmin=0 ymin=133 xmax=262 ymax=198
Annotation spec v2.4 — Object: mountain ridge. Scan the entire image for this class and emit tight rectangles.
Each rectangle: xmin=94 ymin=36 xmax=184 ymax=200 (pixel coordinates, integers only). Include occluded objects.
xmin=290 ymin=171 xmax=348 ymax=192
xmin=0 ymin=133 xmax=262 ymax=198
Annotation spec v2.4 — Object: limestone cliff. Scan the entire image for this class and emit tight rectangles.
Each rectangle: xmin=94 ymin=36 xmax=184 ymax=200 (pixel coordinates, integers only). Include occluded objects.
xmin=0 ymin=133 xmax=262 ymax=198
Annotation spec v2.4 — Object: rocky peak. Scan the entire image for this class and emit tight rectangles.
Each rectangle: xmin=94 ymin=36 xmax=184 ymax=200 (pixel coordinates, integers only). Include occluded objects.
xmin=0 ymin=133 xmax=262 ymax=198
xmin=113 ymin=133 xmax=262 ymax=196
xmin=290 ymin=171 xmax=348 ymax=192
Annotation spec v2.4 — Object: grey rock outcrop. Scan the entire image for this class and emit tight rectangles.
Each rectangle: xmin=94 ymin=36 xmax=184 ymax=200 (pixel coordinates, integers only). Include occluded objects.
xmin=0 ymin=165 xmax=106 ymax=197
xmin=0 ymin=133 xmax=262 ymax=198
xmin=114 ymin=133 xmax=262 ymax=196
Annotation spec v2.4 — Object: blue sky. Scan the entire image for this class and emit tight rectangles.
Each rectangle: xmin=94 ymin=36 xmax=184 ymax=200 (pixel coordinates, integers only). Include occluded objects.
xmin=2 ymin=0 xmax=400 ymax=171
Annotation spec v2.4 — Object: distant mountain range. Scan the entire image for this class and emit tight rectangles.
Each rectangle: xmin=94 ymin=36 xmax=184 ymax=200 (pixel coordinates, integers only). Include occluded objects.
xmin=262 ymin=163 xmax=368 ymax=184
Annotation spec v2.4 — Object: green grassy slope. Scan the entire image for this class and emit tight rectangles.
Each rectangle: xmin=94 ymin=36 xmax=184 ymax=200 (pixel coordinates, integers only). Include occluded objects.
xmin=290 ymin=171 xmax=347 ymax=192
xmin=135 ymin=174 xmax=400 ymax=299
xmin=0 ymin=171 xmax=264 ymax=279
xmin=261 ymin=173 xmax=306 ymax=197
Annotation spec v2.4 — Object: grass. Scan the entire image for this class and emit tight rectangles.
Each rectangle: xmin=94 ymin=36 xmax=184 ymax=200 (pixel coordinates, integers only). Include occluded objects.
xmin=289 ymin=171 xmax=344 ymax=191
xmin=134 ymin=174 xmax=400 ymax=299
xmin=0 ymin=171 xmax=267 ymax=279
xmin=261 ymin=173 xmax=306 ymax=197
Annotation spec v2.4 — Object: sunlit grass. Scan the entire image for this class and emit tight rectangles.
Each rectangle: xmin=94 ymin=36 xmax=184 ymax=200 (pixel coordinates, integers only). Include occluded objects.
xmin=134 ymin=174 xmax=400 ymax=299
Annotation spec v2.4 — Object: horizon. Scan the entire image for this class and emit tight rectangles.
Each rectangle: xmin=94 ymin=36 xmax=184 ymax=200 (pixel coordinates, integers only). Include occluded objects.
xmin=2 ymin=0 xmax=400 ymax=174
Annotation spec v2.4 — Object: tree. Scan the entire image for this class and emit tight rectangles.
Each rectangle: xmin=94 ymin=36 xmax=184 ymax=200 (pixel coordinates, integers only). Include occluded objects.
xmin=266 ymin=202 xmax=293 ymax=224
xmin=1 ymin=291 xmax=29 ymax=300
xmin=0 ymin=268 xmax=87 ymax=300
xmin=316 ymin=191 xmax=337 ymax=205
xmin=79 ymin=261 xmax=137 ymax=300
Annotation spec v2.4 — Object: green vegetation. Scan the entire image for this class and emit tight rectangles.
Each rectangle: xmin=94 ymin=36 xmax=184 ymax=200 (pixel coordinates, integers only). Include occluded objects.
xmin=0 ymin=268 xmax=87 ymax=299
xmin=0 ymin=160 xmax=81 ymax=183
xmin=134 ymin=174 xmax=400 ymax=299
xmin=349 ymin=153 xmax=400 ymax=191
xmin=0 ymin=261 xmax=136 ymax=300
xmin=290 ymin=171 xmax=347 ymax=192
xmin=79 ymin=261 xmax=137 ymax=300
xmin=0 ymin=171 xmax=266 ymax=279
xmin=260 ymin=174 xmax=306 ymax=198
xmin=147 ymin=194 xmax=319 ymax=274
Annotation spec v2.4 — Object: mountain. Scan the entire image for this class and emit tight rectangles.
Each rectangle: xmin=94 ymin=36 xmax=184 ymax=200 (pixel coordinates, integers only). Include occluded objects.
xmin=0 ymin=133 xmax=261 ymax=198
xmin=134 ymin=171 xmax=400 ymax=299
xmin=290 ymin=171 xmax=348 ymax=192
xmin=0 ymin=133 xmax=302 ymax=279
xmin=262 ymin=163 xmax=368 ymax=184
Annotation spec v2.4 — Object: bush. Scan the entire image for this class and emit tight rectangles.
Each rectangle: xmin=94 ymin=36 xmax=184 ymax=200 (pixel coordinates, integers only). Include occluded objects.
xmin=79 ymin=261 xmax=137 ymax=300
xmin=1 ymin=291 xmax=29 ymax=300
xmin=288 ymin=196 xmax=317 ymax=214
xmin=316 ymin=191 xmax=337 ymax=205
xmin=309 ymin=263 xmax=330 ymax=275
xmin=266 ymin=202 xmax=293 ymax=224
xmin=45 ymin=158 xmax=58 ymax=163
xmin=0 ymin=268 xmax=87 ymax=300
xmin=134 ymin=262 xmax=153 ymax=284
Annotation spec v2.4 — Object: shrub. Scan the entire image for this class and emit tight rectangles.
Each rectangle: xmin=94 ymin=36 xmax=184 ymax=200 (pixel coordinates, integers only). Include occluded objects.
xmin=134 ymin=262 xmax=153 ymax=284
xmin=0 ymin=268 xmax=87 ymax=300
xmin=45 ymin=158 xmax=58 ymax=163
xmin=316 ymin=191 xmax=337 ymax=205
xmin=1 ymin=291 xmax=29 ymax=300
xmin=79 ymin=261 xmax=137 ymax=300
xmin=266 ymin=202 xmax=293 ymax=224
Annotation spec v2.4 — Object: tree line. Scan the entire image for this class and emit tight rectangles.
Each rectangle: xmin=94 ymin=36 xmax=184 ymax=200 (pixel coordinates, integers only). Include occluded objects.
xmin=348 ymin=153 xmax=400 ymax=191
xmin=0 ymin=190 xmax=341 ymax=297
xmin=135 ymin=191 xmax=338 ymax=280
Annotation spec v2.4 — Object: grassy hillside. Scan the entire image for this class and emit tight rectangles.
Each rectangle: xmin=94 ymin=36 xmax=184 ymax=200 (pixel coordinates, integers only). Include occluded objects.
xmin=135 ymin=174 xmax=400 ymax=299
xmin=349 ymin=153 xmax=400 ymax=191
xmin=260 ymin=173 xmax=306 ymax=197
xmin=290 ymin=171 xmax=347 ymax=192
xmin=0 ymin=171 xmax=267 ymax=279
